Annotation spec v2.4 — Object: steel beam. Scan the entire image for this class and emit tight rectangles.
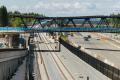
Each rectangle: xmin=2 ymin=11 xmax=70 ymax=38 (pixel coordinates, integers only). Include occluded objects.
xmin=81 ymin=18 xmax=94 ymax=28
xmin=97 ymin=18 xmax=110 ymax=27
xmin=10 ymin=14 xmax=120 ymax=19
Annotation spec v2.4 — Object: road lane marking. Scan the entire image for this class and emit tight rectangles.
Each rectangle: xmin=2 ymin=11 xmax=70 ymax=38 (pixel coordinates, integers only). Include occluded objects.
xmin=34 ymin=34 xmax=50 ymax=80
xmin=41 ymin=33 xmax=75 ymax=80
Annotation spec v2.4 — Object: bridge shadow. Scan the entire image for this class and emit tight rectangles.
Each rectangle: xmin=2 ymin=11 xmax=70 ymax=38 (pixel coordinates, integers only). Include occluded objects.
xmin=85 ymin=48 xmax=120 ymax=52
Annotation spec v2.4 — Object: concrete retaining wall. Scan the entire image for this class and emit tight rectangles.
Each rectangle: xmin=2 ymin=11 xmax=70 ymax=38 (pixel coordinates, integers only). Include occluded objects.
xmin=0 ymin=49 xmax=27 ymax=80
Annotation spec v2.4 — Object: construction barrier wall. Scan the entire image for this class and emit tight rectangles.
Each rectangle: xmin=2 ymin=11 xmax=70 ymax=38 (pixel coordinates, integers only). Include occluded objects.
xmin=60 ymin=38 xmax=120 ymax=80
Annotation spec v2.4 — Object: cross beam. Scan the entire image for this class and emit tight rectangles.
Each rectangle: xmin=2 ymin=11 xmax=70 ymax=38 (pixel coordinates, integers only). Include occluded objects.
xmin=10 ymin=14 xmax=120 ymax=19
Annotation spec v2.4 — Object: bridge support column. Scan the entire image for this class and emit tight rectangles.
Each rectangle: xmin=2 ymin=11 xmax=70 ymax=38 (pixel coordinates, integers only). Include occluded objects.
xmin=8 ymin=36 xmax=12 ymax=48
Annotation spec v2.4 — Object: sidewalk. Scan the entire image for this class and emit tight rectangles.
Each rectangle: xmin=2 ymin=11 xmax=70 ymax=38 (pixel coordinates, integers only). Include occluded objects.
xmin=11 ymin=59 xmax=26 ymax=80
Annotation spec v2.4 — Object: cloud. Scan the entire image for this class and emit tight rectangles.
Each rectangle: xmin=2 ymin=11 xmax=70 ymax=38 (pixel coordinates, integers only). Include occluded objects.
xmin=9 ymin=5 xmax=19 ymax=11
xmin=34 ymin=1 xmax=95 ymax=10
xmin=1 ymin=0 xmax=120 ymax=16
xmin=32 ymin=1 xmax=97 ymax=16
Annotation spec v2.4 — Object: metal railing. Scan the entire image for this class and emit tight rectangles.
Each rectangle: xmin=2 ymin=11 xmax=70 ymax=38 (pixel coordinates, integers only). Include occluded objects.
xmin=0 ymin=27 xmax=120 ymax=33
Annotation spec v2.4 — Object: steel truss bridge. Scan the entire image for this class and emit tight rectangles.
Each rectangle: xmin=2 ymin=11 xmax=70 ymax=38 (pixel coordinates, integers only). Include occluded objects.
xmin=1 ymin=14 xmax=120 ymax=33
xmin=1 ymin=15 xmax=120 ymax=80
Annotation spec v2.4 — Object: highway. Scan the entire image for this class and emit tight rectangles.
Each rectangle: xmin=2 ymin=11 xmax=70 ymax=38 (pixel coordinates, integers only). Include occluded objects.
xmin=68 ymin=32 xmax=120 ymax=69
xmin=102 ymin=33 xmax=120 ymax=41
xmin=34 ymin=33 xmax=73 ymax=80
xmin=33 ymin=33 xmax=111 ymax=80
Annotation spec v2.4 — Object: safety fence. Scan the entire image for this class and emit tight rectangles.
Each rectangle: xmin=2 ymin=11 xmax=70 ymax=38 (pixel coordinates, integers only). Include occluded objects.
xmin=60 ymin=38 xmax=120 ymax=80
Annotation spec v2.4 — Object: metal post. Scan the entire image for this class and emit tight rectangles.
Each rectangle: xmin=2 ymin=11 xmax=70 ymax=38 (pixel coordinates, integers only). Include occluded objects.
xmin=58 ymin=38 xmax=61 ymax=52
xmin=87 ymin=76 xmax=89 ymax=80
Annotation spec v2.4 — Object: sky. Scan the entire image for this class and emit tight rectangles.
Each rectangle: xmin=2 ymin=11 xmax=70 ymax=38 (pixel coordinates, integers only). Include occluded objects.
xmin=0 ymin=0 xmax=120 ymax=16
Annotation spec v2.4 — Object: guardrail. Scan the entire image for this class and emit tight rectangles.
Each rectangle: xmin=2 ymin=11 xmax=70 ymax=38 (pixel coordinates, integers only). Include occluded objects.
xmin=0 ymin=48 xmax=27 ymax=80
xmin=0 ymin=27 xmax=120 ymax=33
xmin=60 ymin=38 xmax=120 ymax=80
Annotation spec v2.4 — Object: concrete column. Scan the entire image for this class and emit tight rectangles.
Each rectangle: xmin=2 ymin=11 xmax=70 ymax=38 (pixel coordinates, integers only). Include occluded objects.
xmin=8 ymin=36 xmax=12 ymax=48
xmin=25 ymin=34 xmax=29 ymax=48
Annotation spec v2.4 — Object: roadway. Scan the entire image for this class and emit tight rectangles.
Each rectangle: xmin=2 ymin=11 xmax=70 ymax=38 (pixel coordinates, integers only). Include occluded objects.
xmin=68 ymin=32 xmax=120 ymax=69
xmin=33 ymin=33 xmax=111 ymax=80
xmin=34 ymin=33 xmax=70 ymax=80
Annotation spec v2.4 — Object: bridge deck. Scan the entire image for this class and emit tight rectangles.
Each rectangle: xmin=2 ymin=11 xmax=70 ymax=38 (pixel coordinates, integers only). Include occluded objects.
xmin=0 ymin=27 xmax=120 ymax=33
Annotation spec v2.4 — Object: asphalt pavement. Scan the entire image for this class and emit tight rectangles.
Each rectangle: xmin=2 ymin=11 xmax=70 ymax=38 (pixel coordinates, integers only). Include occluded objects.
xmin=33 ymin=32 xmax=111 ymax=80
xmin=34 ymin=33 xmax=66 ymax=80
xmin=68 ymin=32 xmax=120 ymax=69
xmin=42 ymin=33 xmax=111 ymax=80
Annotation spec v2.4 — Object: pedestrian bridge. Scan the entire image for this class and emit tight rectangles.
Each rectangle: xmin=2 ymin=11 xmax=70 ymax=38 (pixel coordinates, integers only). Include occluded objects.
xmin=1 ymin=15 xmax=119 ymax=33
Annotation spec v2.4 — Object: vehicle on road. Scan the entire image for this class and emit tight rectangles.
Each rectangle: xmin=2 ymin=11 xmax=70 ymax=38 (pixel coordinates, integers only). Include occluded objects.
xmin=88 ymin=35 xmax=91 ymax=38
xmin=84 ymin=37 xmax=89 ymax=41
xmin=96 ymin=38 xmax=100 ymax=40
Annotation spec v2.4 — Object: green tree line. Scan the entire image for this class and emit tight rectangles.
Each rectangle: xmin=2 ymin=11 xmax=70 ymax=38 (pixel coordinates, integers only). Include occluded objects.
xmin=109 ymin=14 xmax=120 ymax=27
xmin=1 ymin=6 xmax=120 ymax=27
xmin=0 ymin=6 xmax=44 ymax=27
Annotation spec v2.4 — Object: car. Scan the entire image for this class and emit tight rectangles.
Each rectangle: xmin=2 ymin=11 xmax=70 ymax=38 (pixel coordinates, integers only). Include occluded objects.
xmin=71 ymin=34 xmax=73 ymax=36
xmin=88 ymin=35 xmax=91 ymax=38
xmin=96 ymin=38 xmax=100 ymax=40
xmin=84 ymin=37 xmax=89 ymax=41
xmin=85 ymin=38 xmax=89 ymax=41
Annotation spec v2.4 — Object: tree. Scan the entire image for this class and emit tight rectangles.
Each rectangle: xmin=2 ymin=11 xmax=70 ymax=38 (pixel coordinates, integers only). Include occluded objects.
xmin=0 ymin=6 xmax=8 ymax=27
xmin=10 ymin=18 xmax=22 ymax=27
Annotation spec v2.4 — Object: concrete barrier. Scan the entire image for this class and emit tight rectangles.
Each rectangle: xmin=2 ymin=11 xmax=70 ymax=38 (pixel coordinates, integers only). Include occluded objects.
xmin=0 ymin=49 xmax=27 ymax=80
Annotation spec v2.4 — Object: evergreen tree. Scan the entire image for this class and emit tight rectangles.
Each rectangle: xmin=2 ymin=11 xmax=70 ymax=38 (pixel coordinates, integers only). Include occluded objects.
xmin=0 ymin=6 xmax=8 ymax=27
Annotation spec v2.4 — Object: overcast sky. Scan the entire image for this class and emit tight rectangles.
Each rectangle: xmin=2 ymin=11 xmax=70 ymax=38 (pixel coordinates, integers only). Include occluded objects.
xmin=0 ymin=0 xmax=120 ymax=16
